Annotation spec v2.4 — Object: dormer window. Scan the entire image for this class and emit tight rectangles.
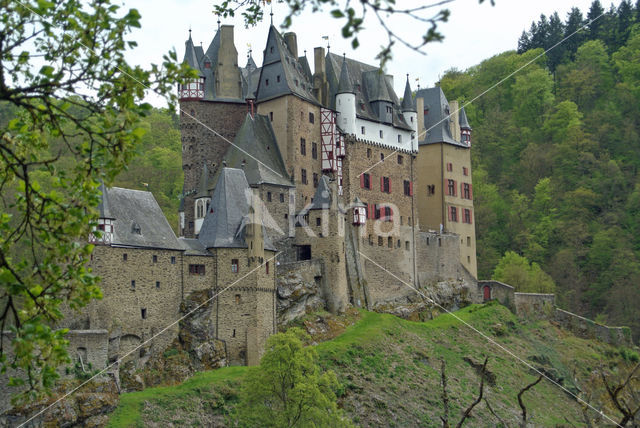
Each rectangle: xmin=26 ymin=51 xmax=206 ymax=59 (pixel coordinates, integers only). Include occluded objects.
xmin=277 ymin=75 xmax=281 ymax=83
xmin=131 ymin=222 xmax=141 ymax=235
xmin=270 ymin=46 xmax=274 ymax=53
xmin=204 ymin=61 xmax=211 ymax=69
xmin=265 ymin=79 xmax=269 ymax=86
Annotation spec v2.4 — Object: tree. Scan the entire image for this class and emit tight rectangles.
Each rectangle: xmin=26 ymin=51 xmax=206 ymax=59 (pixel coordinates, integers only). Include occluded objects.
xmin=0 ymin=0 xmax=188 ymax=401
xmin=564 ymin=7 xmax=586 ymax=61
xmin=233 ymin=328 xmax=352 ymax=427
xmin=587 ymin=0 xmax=606 ymax=41
xmin=213 ymin=0 xmax=494 ymax=65
xmin=492 ymin=251 xmax=556 ymax=293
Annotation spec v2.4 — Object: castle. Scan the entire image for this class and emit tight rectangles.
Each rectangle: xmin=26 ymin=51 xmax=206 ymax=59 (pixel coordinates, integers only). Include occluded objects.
xmin=62 ymin=23 xmax=479 ymax=368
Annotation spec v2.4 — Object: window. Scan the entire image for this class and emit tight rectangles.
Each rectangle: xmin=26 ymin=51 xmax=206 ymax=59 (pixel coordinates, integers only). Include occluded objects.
xmin=309 ymin=112 xmax=314 ymax=123
xmin=405 ymin=241 xmax=410 ymax=250
xmin=408 ymin=216 xmax=412 ymax=226
xmin=265 ymin=78 xmax=269 ymax=86
xmin=313 ymin=173 xmax=318 ymax=188
xmin=463 ymin=166 xmax=469 ymax=176
xmin=231 ymin=259 xmax=239 ymax=273
xmin=269 ymin=112 xmax=273 ymax=121
xmin=404 ymin=180 xmax=413 ymax=196
xmin=397 ymin=239 xmax=401 ymax=248
xmin=361 ymin=126 xmax=366 ymax=135
xmin=378 ymin=236 xmax=383 ymax=246
xmin=189 ymin=221 xmax=194 ymax=230
xmin=276 ymin=75 xmax=281 ymax=83
xmin=449 ymin=206 xmax=458 ymax=222
xmin=123 ymin=253 xmax=128 ymax=261
xmin=171 ymin=256 xmax=176 ymax=264
xmin=360 ymin=173 xmax=371 ymax=190
xmin=447 ymin=179 xmax=456 ymax=196
xmin=266 ymin=262 xmax=270 ymax=274
xmin=379 ymin=130 xmax=383 ymax=138
xmin=467 ymin=236 xmax=471 ymax=247
xmin=235 ymin=294 xmax=241 ymax=304
xmin=380 ymin=153 xmax=384 ymax=162
xmin=301 ymin=168 xmax=308 ymax=184
xmin=381 ymin=176 xmax=391 ymax=193
xmin=131 ymin=280 xmax=135 ymax=289
xmin=463 ymin=183 xmax=472 ymax=200
xmin=270 ymin=46 xmax=274 ymax=53
xmin=400 ymin=216 xmax=403 ymax=225
xmin=397 ymin=155 xmax=403 ymax=164
xmin=189 ymin=264 xmax=205 ymax=275
xmin=152 ymin=255 xmax=157 ymax=263
xmin=366 ymin=148 xmax=371 ymax=158
xmin=368 ymin=235 xmax=373 ymax=245
xmin=141 ymin=308 xmax=147 ymax=319
xmin=300 ymin=138 xmax=306 ymax=155
xmin=447 ymin=162 xmax=453 ymax=172
xmin=359 ymin=102 xmax=365 ymax=110
xmin=427 ymin=184 xmax=435 ymax=196
xmin=388 ymin=237 xmax=393 ymax=248
xmin=280 ymin=193 xmax=285 ymax=202
xmin=156 ymin=281 xmax=160 ymax=289
xmin=232 ymin=329 xmax=236 ymax=337
xmin=312 ymin=142 xmax=318 ymax=159
xmin=383 ymin=206 xmax=392 ymax=222
xmin=463 ymin=209 xmax=473 ymax=224
xmin=316 ymin=217 xmax=321 ymax=226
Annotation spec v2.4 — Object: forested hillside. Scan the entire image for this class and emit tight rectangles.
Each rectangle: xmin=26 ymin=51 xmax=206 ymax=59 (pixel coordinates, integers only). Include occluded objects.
xmin=440 ymin=0 xmax=640 ymax=337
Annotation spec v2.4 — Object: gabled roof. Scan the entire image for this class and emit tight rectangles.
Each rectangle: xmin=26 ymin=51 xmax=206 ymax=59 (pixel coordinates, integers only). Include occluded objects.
xmin=298 ymin=55 xmax=313 ymax=82
xmin=100 ymin=187 xmax=182 ymax=250
xmin=325 ymin=53 xmax=412 ymax=131
xmin=255 ymin=25 xmax=319 ymax=104
xmin=401 ymin=76 xmax=416 ymax=112
xmin=179 ymin=237 xmax=211 ymax=256
xmin=220 ymin=113 xmax=293 ymax=187
xmin=198 ymin=168 xmax=276 ymax=250
xmin=416 ymin=87 xmax=468 ymax=148
xmin=459 ymin=106 xmax=471 ymax=130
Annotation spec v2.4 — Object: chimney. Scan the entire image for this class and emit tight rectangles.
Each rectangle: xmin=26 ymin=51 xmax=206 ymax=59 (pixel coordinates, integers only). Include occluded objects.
xmin=449 ymin=100 xmax=460 ymax=142
xmin=416 ymin=96 xmax=426 ymax=141
xmin=219 ymin=25 xmax=235 ymax=58
xmin=284 ymin=32 xmax=298 ymax=58
xmin=314 ymin=47 xmax=325 ymax=76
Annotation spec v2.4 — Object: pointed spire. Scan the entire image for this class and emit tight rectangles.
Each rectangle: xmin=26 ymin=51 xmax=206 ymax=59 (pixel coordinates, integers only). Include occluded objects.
xmin=401 ymin=74 xmax=416 ymax=112
xmin=270 ymin=6 xmax=274 ymax=25
xmin=217 ymin=14 xmax=221 ymax=30
xmin=183 ymin=29 xmax=201 ymax=70
xmin=459 ymin=106 xmax=471 ymax=130
xmin=308 ymin=176 xmax=332 ymax=210
xmin=98 ymin=180 xmax=114 ymax=219
xmin=196 ymin=162 xmax=210 ymax=198
xmin=337 ymin=54 xmax=354 ymax=94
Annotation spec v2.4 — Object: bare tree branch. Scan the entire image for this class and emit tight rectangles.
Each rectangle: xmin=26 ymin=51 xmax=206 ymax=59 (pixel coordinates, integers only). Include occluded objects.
xmin=517 ymin=375 xmax=543 ymax=426
xmin=456 ymin=357 xmax=489 ymax=428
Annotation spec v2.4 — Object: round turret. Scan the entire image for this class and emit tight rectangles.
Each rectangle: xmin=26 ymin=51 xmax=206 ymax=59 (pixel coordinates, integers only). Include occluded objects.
xmin=336 ymin=55 xmax=356 ymax=135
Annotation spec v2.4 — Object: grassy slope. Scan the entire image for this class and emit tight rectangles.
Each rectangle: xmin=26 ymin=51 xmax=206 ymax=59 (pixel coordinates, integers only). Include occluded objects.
xmin=108 ymin=303 xmax=637 ymax=427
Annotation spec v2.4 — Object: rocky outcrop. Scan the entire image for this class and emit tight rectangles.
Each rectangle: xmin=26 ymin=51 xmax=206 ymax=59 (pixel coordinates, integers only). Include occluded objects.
xmin=276 ymin=260 xmax=326 ymax=325
xmin=1 ymin=377 xmax=118 ymax=428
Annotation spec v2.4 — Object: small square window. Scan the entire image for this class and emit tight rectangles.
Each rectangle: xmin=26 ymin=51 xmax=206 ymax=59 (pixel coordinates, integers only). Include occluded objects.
xmin=366 ymin=148 xmax=371 ymax=158
xmin=380 ymin=153 xmax=384 ymax=161
xmin=235 ymin=294 xmax=241 ymax=304
xmin=405 ymin=241 xmax=410 ymax=250
xmin=361 ymin=126 xmax=366 ymax=135
xmin=316 ymin=217 xmax=321 ymax=226
xmin=171 ymin=256 xmax=176 ymax=264
xmin=397 ymin=135 xmax=402 ymax=143
xmin=280 ymin=193 xmax=284 ymax=202
xmin=123 ymin=253 xmax=128 ymax=261
xmin=141 ymin=308 xmax=147 ymax=319
xmin=152 ymin=255 xmax=157 ymax=263
xmin=312 ymin=142 xmax=318 ymax=159
xmin=266 ymin=261 xmax=270 ymax=274
xmin=231 ymin=259 xmax=239 ymax=273
xmin=276 ymin=75 xmax=281 ymax=83
xmin=131 ymin=280 xmax=135 ymax=289
xmin=269 ymin=112 xmax=273 ymax=121
xmin=265 ymin=78 xmax=269 ymax=86
xmin=300 ymin=138 xmax=306 ymax=156
xmin=309 ymin=112 xmax=315 ymax=124
xmin=379 ymin=130 xmax=383 ymax=138
xmin=467 ymin=236 xmax=471 ymax=247
xmin=156 ymin=281 xmax=160 ymax=289
xmin=378 ymin=236 xmax=383 ymax=246
xmin=398 ymin=155 xmax=403 ymax=164
xmin=267 ymin=192 xmax=272 ymax=202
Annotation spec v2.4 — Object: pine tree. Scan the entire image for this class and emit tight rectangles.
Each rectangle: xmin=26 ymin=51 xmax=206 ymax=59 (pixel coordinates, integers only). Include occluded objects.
xmin=518 ymin=30 xmax=531 ymax=54
xmin=564 ymin=7 xmax=586 ymax=60
xmin=547 ymin=12 xmax=566 ymax=72
xmin=617 ymin=0 xmax=634 ymax=48
xmin=587 ymin=0 xmax=606 ymax=40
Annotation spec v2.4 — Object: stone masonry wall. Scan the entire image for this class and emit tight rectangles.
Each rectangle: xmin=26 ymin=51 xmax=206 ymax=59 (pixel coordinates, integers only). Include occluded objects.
xmin=180 ymin=100 xmax=247 ymax=238
xmin=555 ymin=308 xmax=633 ymax=347
xmin=276 ymin=259 xmax=326 ymax=324
xmin=476 ymin=280 xmax=515 ymax=308
xmin=513 ymin=293 xmax=556 ymax=319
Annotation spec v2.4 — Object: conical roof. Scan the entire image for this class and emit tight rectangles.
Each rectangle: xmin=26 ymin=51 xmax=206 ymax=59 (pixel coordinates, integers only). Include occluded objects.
xmin=182 ymin=32 xmax=201 ymax=72
xmin=353 ymin=196 xmax=366 ymax=208
xmin=337 ymin=56 xmax=354 ymax=94
xmin=195 ymin=162 xmax=210 ymax=198
xmin=308 ymin=176 xmax=332 ymax=210
xmin=98 ymin=181 xmax=114 ymax=219
xmin=365 ymin=69 xmax=392 ymax=102
xmin=459 ymin=106 xmax=471 ymax=130
xmin=401 ymin=75 xmax=415 ymax=112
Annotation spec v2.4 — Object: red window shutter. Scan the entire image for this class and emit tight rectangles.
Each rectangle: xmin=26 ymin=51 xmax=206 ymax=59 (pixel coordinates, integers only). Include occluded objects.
xmin=388 ymin=178 xmax=392 ymax=193
xmin=445 ymin=181 xmax=449 ymax=196
xmin=461 ymin=182 xmax=464 ymax=199
xmin=360 ymin=174 xmax=365 ymax=188
xmin=469 ymin=184 xmax=473 ymax=199
xmin=409 ymin=181 xmax=413 ymax=196
xmin=453 ymin=181 xmax=458 ymax=197
xmin=390 ymin=207 xmax=393 ymax=221
xmin=380 ymin=177 xmax=384 ymax=192
xmin=469 ymin=209 xmax=473 ymax=224
xmin=447 ymin=206 xmax=451 ymax=221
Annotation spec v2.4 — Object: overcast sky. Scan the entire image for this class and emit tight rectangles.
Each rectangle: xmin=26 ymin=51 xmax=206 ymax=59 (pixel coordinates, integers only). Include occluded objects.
xmin=123 ymin=0 xmax=603 ymax=107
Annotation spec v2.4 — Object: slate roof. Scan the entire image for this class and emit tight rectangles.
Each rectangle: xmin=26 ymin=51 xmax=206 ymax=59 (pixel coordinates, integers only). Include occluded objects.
xmin=182 ymin=34 xmax=202 ymax=72
xmin=401 ymin=76 xmax=416 ymax=112
xmin=179 ymin=237 xmax=211 ymax=256
xmin=337 ymin=56 xmax=354 ymax=94
xmin=308 ymin=175 xmax=332 ymax=210
xmin=325 ymin=53 xmax=412 ymax=131
xmin=220 ymin=113 xmax=293 ymax=187
xmin=255 ymin=25 xmax=319 ymax=104
xmin=100 ymin=187 xmax=182 ymax=250
xmin=298 ymin=55 xmax=313 ymax=82
xmin=198 ymin=168 xmax=276 ymax=250
xmin=416 ymin=87 xmax=468 ymax=148
xmin=459 ymin=106 xmax=471 ymax=130
xmin=98 ymin=181 xmax=114 ymax=219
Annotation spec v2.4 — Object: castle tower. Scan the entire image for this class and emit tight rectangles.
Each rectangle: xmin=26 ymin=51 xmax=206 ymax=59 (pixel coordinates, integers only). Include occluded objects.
xmin=335 ymin=55 xmax=356 ymax=135
xmin=198 ymin=168 xmax=276 ymax=366
xmin=90 ymin=181 xmax=115 ymax=245
xmin=414 ymin=87 xmax=477 ymax=278
xmin=179 ymin=26 xmax=248 ymax=238
xmin=459 ymin=106 xmax=472 ymax=146
xmin=193 ymin=161 xmax=211 ymax=236
xmin=296 ymin=176 xmax=349 ymax=313
xmin=401 ymin=75 xmax=418 ymax=152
